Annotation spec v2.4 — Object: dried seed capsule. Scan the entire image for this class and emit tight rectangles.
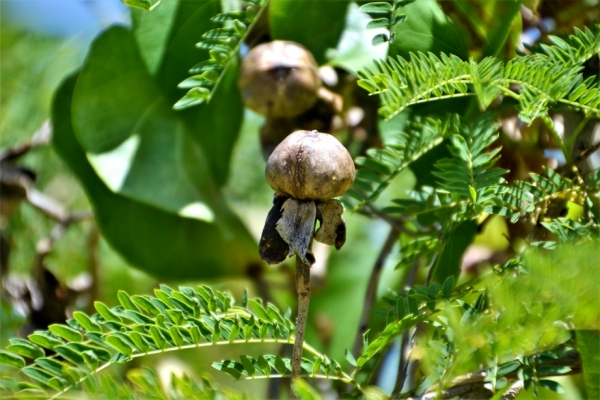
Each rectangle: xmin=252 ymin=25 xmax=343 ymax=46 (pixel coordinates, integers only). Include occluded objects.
xmin=265 ymin=130 xmax=355 ymax=201
xmin=238 ymin=41 xmax=321 ymax=118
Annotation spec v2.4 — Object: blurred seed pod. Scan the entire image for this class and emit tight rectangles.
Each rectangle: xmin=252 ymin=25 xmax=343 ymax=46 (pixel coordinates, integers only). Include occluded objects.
xmin=239 ymin=40 xmax=321 ymax=118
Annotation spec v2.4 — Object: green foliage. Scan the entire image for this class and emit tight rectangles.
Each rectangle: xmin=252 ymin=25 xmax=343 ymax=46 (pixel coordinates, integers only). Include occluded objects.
xmin=0 ymin=285 xmax=301 ymax=397
xmin=358 ymin=28 xmax=600 ymax=121
xmin=3 ymin=1 xmax=600 ymax=399
xmin=175 ymin=0 xmax=265 ymax=109
xmin=388 ymin=0 xmax=469 ymax=59
xmin=578 ymin=331 xmax=600 ymax=400
xmin=359 ymin=0 xmax=414 ymax=46
xmin=270 ymin=0 xmax=348 ymax=65
xmin=344 ymin=116 xmax=454 ymax=207
xmin=53 ymin=73 xmax=258 ymax=280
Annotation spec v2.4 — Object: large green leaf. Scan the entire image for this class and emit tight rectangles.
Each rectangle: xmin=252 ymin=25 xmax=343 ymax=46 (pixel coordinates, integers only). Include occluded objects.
xmin=327 ymin=2 xmax=389 ymax=74
xmin=389 ymin=0 xmax=468 ymax=59
xmin=53 ymin=73 xmax=259 ymax=280
xmin=131 ymin=0 xmax=180 ymax=75
xmin=157 ymin=0 xmax=244 ymax=185
xmin=269 ymin=0 xmax=350 ymax=65
xmin=439 ymin=0 xmax=522 ymax=59
xmin=131 ymin=0 xmax=243 ymax=186
xmin=72 ymin=27 xmax=220 ymax=216
xmin=578 ymin=330 xmax=600 ymax=400
xmin=432 ymin=220 xmax=477 ymax=284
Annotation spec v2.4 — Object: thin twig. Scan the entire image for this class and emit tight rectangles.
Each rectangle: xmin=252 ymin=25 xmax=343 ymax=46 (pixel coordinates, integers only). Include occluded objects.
xmin=394 ymin=258 xmax=420 ymax=391
xmin=501 ymin=380 xmax=524 ymax=400
xmin=291 ymin=254 xmax=312 ymax=400
xmin=352 ymin=226 xmax=400 ymax=358
xmin=540 ymin=114 xmax=570 ymax=164
xmin=415 ymin=350 xmax=581 ymax=399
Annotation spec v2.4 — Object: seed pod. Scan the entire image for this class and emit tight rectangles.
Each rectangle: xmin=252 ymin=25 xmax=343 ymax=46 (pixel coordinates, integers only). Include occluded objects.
xmin=238 ymin=41 xmax=321 ymax=118
xmin=265 ymin=130 xmax=355 ymax=201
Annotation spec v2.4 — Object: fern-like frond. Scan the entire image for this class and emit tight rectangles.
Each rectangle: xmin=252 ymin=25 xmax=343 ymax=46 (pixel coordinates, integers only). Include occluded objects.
xmin=533 ymin=217 xmax=599 ymax=248
xmin=486 ymin=167 xmax=588 ymax=224
xmin=503 ymin=54 xmax=582 ymax=122
xmin=0 ymin=285 xmax=300 ymax=398
xmin=127 ymin=368 xmax=250 ymax=400
xmin=360 ymin=0 xmax=415 ymax=46
xmin=432 ymin=117 xmax=508 ymax=208
xmin=357 ymin=53 xmax=473 ymax=119
xmin=174 ymin=0 xmax=266 ymax=109
xmin=358 ymin=33 xmax=599 ymax=121
xmin=384 ymin=186 xmax=460 ymax=223
xmin=541 ymin=27 xmax=600 ymax=67
xmin=343 ymin=116 xmax=457 ymax=209
xmin=213 ymin=353 xmax=351 ymax=383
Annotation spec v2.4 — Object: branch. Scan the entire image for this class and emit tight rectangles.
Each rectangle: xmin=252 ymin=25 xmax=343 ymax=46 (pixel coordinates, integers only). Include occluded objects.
xmin=291 ymin=253 xmax=312 ymax=400
xmin=417 ymin=350 xmax=581 ymax=399
xmin=352 ymin=226 xmax=400 ymax=358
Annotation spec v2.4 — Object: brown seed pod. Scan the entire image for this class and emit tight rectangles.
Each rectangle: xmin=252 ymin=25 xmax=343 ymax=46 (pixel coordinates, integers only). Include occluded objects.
xmin=265 ymin=130 xmax=355 ymax=201
xmin=238 ymin=41 xmax=321 ymax=118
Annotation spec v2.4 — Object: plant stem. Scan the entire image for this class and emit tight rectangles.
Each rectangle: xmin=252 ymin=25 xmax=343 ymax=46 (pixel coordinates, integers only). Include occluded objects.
xmin=352 ymin=227 xmax=400 ymax=358
xmin=291 ymin=253 xmax=312 ymax=399
xmin=540 ymin=114 xmax=570 ymax=164
xmin=565 ymin=115 xmax=592 ymax=154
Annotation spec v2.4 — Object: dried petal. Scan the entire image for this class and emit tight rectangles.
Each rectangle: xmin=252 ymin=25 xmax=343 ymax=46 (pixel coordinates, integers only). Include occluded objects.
xmin=315 ymin=199 xmax=346 ymax=249
xmin=259 ymin=195 xmax=290 ymax=264
xmin=276 ymin=198 xmax=316 ymax=265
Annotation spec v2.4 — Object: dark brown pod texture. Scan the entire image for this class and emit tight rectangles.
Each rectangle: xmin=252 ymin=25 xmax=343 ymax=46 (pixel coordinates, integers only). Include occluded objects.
xmin=258 ymin=195 xmax=290 ymax=264
xmin=265 ymin=130 xmax=355 ymax=201
xmin=238 ymin=41 xmax=321 ymax=118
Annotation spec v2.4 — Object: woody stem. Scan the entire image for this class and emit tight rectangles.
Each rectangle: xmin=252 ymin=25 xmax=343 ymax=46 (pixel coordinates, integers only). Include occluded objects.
xmin=291 ymin=248 xmax=312 ymax=398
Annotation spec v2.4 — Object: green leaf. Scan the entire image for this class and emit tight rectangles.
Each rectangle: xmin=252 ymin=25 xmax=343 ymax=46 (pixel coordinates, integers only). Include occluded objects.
xmin=35 ymin=358 xmax=67 ymax=377
xmin=28 ymin=332 xmax=63 ymax=350
xmin=372 ymin=33 xmax=389 ymax=46
xmin=53 ymin=345 xmax=86 ymax=366
xmin=269 ymin=0 xmax=349 ymax=64
xmin=249 ymin=299 xmax=271 ymax=321
xmin=48 ymin=324 xmax=83 ymax=343
xmin=123 ymin=0 xmax=152 ymax=11
xmin=366 ymin=18 xmax=389 ymax=29
xmin=66 ymin=343 xmax=111 ymax=362
xmin=578 ymin=330 xmax=600 ymax=400
xmin=22 ymin=367 xmax=63 ymax=390
xmin=131 ymin=0 xmax=179 ymax=75
xmin=344 ymin=349 xmax=357 ymax=367
xmin=72 ymin=312 xmax=103 ymax=333
xmin=52 ymin=69 xmax=259 ymax=280
xmin=213 ymin=360 xmax=244 ymax=380
xmin=211 ymin=11 xmax=246 ymax=23
xmin=389 ymin=0 xmax=468 ymax=59
xmin=106 ymin=335 xmax=134 ymax=356
xmin=359 ymin=2 xmax=392 ymax=14
xmin=173 ymin=87 xmax=210 ymax=109
xmin=118 ymin=291 xmax=140 ymax=312
xmin=149 ymin=326 xmax=167 ymax=349
xmin=538 ymin=379 xmax=565 ymax=394
xmin=274 ymin=356 xmax=287 ymax=374
xmin=6 ymin=340 xmax=45 ymax=360
xmin=239 ymin=355 xmax=256 ymax=377
xmin=0 ymin=350 xmax=25 ymax=369
xmin=496 ymin=361 xmax=520 ymax=377
xmin=94 ymin=302 xmax=122 ymax=323
xmin=442 ymin=275 xmax=455 ymax=300
xmin=292 ymin=378 xmax=323 ymax=400
xmin=432 ymin=220 xmax=477 ymax=284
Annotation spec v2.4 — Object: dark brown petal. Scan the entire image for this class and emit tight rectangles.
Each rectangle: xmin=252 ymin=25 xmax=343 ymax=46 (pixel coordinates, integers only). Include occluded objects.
xmin=259 ymin=195 xmax=290 ymax=264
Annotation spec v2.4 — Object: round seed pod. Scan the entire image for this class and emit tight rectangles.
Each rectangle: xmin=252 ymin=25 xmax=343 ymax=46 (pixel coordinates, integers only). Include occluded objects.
xmin=265 ymin=130 xmax=355 ymax=201
xmin=238 ymin=41 xmax=321 ymax=118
